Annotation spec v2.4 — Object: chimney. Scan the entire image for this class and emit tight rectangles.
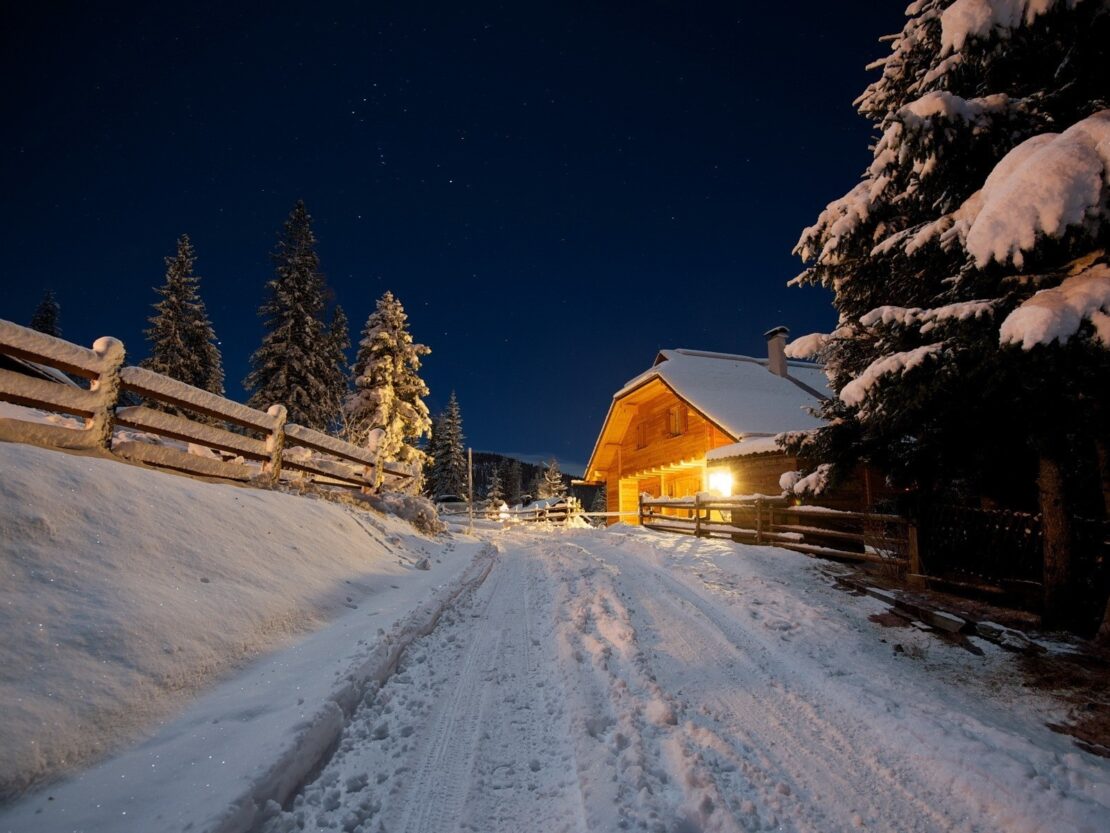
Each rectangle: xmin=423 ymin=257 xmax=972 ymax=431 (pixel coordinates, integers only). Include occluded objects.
xmin=764 ymin=325 xmax=789 ymax=377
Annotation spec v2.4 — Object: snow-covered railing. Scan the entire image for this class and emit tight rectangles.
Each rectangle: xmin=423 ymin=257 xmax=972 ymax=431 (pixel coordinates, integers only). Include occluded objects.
xmin=114 ymin=367 xmax=283 ymax=483
xmin=0 ymin=319 xmax=125 ymax=449
xmin=639 ymin=493 xmax=918 ymax=572
xmin=0 ymin=317 xmax=410 ymax=491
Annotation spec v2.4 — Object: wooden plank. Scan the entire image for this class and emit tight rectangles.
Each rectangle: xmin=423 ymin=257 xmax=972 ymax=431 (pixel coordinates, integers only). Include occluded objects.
xmin=119 ymin=366 xmax=278 ymax=432
xmin=771 ymin=541 xmax=907 ymax=566
xmin=0 ymin=368 xmax=103 ymax=417
xmin=0 ymin=418 xmax=99 ymax=449
xmin=283 ymin=422 xmax=376 ymax=467
xmin=774 ymin=506 xmax=906 ymax=524
xmin=283 ymin=456 xmax=371 ymax=487
xmin=115 ymin=406 xmax=268 ymax=459
xmin=0 ymin=319 xmax=106 ymax=379
xmin=113 ymin=440 xmax=254 ymax=482
xmin=774 ymin=524 xmax=868 ymax=544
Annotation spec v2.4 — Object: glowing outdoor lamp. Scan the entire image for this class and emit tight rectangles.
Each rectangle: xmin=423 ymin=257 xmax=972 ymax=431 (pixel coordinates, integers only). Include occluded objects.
xmin=707 ymin=469 xmax=733 ymax=497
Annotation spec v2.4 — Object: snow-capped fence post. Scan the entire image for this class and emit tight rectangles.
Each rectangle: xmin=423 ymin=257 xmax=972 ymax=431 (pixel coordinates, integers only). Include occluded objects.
xmin=694 ymin=493 xmax=702 ymax=537
xmin=87 ymin=337 xmax=125 ymax=451
xmin=755 ymin=498 xmax=764 ymax=544
xmin=263 ymin=404 xmax=287 ymax=483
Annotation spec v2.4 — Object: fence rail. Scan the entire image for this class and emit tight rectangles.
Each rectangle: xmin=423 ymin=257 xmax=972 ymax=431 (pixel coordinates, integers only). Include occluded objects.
xmin=639 ymin=493 xmax=918 ymax=572
xmin=0 ymin=318 xmax=410 ymax=492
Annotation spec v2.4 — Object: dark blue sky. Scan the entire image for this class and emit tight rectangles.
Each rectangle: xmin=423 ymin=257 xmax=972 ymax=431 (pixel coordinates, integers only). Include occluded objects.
xmin=1 ymin=2 xmax=903 ymax=471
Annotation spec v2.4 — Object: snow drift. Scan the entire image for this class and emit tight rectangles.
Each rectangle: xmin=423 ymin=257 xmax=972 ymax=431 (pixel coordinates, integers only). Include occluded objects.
xmin=0 ymin=441 xmax=447 ymax=799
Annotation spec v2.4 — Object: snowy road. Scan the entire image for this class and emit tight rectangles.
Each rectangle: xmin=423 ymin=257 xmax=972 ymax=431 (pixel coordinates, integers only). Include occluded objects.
xmin=263 ymin=526 xmax=1110 ymax=833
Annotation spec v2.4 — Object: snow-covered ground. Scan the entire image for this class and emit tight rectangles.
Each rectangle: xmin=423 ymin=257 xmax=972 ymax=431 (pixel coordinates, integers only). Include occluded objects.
xmin=3 ymin=468 xmax=1109 ymax=832
xmin=254 ymin=525 xmax=1108 ymax=833
xmin=0 ymin=441 xmax=485 ymax=812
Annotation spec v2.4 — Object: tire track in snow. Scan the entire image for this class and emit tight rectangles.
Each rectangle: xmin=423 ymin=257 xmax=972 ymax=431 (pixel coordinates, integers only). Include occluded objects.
xmin=541 ymin=530 xmax=989 ymax=832
xmin=262 ymin=541 xmax=587 ymax=833
xmin=392 ymin=571 xmax=504 ymax=833
xmin=576 ymin=529 xmax=1110 ymax=833
xmin=543 ymin=538 xmax=744 ymax=832
xmin=634 ymin=576 xmax=955 ymax=832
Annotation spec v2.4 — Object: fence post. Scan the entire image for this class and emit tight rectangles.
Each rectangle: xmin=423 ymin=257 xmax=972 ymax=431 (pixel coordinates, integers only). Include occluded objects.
xmin=88 ymin=337 xmax=125 ymax=451
xmin=755 ymin=498 xmax=763 ymax=544
xmin=639 ymin=493 xmax=644 ymax=526
xmin=906 ymin=523 xmax=925 ymax=587
xmin=263 ymin=404 xmax=287 ymax=483
xmin=694 ymin=493 xmax=702 ymax=537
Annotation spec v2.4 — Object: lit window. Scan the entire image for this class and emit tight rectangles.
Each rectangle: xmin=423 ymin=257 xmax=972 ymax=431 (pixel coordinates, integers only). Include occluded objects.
xmin=708 ymin=469 xmax=733 ymax=496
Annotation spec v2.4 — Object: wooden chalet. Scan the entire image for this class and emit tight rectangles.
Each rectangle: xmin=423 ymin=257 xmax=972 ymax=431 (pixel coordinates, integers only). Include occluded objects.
xmin=583 ymin=328 xmax=833 ymax=523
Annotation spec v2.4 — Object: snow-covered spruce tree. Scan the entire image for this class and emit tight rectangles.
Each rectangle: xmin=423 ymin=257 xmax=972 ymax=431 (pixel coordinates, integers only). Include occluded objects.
xmin=789 ymin=0 xmax=1110 ymax=632
xmin=591 ymin=484 xmax=607 ymax=513
xmin=422 ymin=413 xmax=445 ymax=497
xmin=142 ymin=235 xmax=224 ymax=409
xmin=504 ymin=459 xmax=523 ymax=505
xmin=425 ymin=392 xmax=467 ymax=497
xmin=344 ymin=291 xmax=432 ymax=488
xmin=321 ymin=304 xmax=350 ymax=432
xmin=245 ymin=201 xmax=335 ymax=429
xmin=538 ymin=458 xmax=566 ymax=499
xmin=485 ymin=467 xmax=506 ymax=515
xmin=29 ymin=290 xmax=61 ymax=337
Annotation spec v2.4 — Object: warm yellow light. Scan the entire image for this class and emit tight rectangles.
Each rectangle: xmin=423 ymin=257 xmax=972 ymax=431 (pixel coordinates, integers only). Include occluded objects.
xmin=708 ymin=469 xmax=733 ymax=497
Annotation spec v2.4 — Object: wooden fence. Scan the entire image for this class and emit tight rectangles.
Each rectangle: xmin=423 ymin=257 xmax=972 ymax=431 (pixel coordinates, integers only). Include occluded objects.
xmin=0 ymin=318 xmax=410 ymax=491
xmin=917 ymin=503 xmax=1109 ymax=610
xmin=639 ymin=493 xmax=918 ymax=573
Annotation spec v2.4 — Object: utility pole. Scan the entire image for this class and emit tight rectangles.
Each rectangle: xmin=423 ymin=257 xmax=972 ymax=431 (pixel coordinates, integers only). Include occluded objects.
xmin=467 ymin=447 xmax=474 ymax=534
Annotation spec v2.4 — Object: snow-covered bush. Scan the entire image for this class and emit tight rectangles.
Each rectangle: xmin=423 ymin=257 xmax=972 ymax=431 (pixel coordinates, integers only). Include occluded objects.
xmin=367 ymin=491 xmax=445 ymax=535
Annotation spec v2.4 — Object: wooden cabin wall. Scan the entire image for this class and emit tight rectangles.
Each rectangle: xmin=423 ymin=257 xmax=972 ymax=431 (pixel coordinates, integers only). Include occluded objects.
xmin=721 ymin=455 xmax=896 ymax=512
xmin=616 ymin=384 xmax=731 ymax=477
xmin=726 ymin=453 xmax=798 ymax=497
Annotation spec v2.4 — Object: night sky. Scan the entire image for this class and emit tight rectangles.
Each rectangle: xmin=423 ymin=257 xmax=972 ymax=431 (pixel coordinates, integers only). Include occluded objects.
xmin=2 ymin=2 xmax=904 ymax=473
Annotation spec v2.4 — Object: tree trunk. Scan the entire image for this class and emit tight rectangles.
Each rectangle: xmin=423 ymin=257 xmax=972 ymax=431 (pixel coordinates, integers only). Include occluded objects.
xmin=1038 ymin=449 xmax=1076 ymax=631
xmin=1098 ymin=595 xmax=1110 ymax=646
xmin=1097 ymin=436 xmax=1110 ymax=519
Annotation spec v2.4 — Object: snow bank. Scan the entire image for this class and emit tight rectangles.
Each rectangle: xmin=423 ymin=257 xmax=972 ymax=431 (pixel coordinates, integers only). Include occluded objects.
xmin=999 ymin=263 xmax=1110 ymax=348
xmin=0 ymin=441 xmax=454 ymax=799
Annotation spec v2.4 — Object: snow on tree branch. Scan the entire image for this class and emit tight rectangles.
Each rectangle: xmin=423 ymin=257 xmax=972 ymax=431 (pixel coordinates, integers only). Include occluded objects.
xmin=784 ymin=332 xmax=830 ymax=360
xmin=840 ymin=344 xmax=944 ymax=408
xmin=999 ymin=263 xmax=1110 ymax=348
xmin=793 ymin=181 xmax=872 ymax=267
xmin=940 ymin=0 xmax=1081 ymax=54
xmin=784 ymin=464 xmax=832 ymax=497
xmin=965 ymin=111 xmax=1110 ymax=268
xmin=859 ymin=300 xmax=996 ymax=334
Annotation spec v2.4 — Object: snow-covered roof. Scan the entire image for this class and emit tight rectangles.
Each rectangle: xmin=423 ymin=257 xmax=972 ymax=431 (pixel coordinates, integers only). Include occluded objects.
xmin=706 ymin=435 xmax=790 ymax=461
xmin=616 ymin=349 xmax=830 ymax=438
